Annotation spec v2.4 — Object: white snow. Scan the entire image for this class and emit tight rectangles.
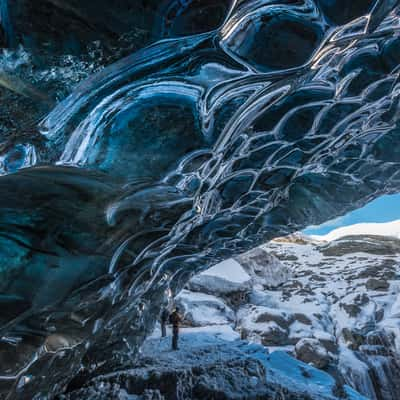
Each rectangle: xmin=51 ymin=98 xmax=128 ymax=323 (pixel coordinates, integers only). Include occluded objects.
xmin=149 ymin=324 xmax=240 ymax=343
xmin=310 ymin=220 xmax=400 ymax=242
xmin=177 ymin=289 xmax=226 ymax=303
xmin=188 ymin=258 xmax=253 ymax=294
xmin=389 ymin=294 xmax=400 ymax=318
xmin=179 ymin=324 xmax=240 ymax=342
xmin=200 ymin=258 xmax=251 ymax=283
xmin=289 ymin=321 xmax=314 ymax=340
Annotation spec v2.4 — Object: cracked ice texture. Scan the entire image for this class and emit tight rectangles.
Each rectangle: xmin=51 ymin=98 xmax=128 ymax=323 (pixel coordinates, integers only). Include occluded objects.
xmin=0 ymin=0 xmax=400 ymax=398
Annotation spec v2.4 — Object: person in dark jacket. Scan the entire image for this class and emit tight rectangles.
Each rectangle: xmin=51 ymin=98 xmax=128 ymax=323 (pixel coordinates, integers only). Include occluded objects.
xmin=169 ymin=307 xmax=182 ymax=350
xmin=160 ymin=307 xmax=169 ymax=338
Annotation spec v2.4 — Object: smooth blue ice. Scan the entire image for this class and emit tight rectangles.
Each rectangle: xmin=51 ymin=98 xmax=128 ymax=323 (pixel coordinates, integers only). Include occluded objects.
xmin=0 ymin=0 xmax=400 ymax=398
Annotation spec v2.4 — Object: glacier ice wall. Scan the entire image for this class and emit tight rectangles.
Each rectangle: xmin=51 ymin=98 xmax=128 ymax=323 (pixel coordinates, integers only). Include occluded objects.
xmin=1 ymin=0 xmax=400 ymax=398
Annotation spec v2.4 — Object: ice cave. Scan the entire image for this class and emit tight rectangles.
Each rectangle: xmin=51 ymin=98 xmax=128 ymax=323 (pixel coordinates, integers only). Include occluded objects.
xmin=0 ymin=1 xmax=400 ymax=399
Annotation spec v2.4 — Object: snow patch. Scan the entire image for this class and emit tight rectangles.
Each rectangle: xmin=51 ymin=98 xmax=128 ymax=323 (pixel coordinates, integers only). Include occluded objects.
xmin=311 ymin=220 xmax=400 ymax=242
xmin=200 ymin=258 xmax=251 ymax=283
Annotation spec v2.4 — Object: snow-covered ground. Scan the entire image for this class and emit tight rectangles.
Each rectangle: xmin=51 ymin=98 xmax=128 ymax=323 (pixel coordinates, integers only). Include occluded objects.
xmin=264 ymin=234 xmax=400 ymax=399
xmin=64 ymin=326 xmax=367 ymax=400
xmin=170 ymin=228 xmax=400 ymax=400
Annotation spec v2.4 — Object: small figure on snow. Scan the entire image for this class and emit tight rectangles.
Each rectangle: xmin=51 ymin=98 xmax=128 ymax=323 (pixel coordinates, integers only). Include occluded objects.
xmin=169 ymin=307 xmax=182 ymax=350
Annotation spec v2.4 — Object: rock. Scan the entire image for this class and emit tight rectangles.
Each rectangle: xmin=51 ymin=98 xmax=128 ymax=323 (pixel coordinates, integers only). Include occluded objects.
xmin=59 ymin=383 xmax=163 ymax=400
xmin=247 ymin=290 xmax=277 ymax=307
xmin=382 ymin=269 xmax=397 ymax=280
xmin=254 ymin=311 xmax=289 ymax=328
xmin=238 ymin=306 xmax=292 ymax=346
xmin=365 ymin=278 xmax=390 ymax=291
xmin=293 ymin=313 xmax=313 ymax=326
xmin=296 ymin=269 xmax=314 ymax=277
xmin=341 ymin=303 xmax=362 ymax=318
xmin=175 ymin=290 xmax=235 ymax=327
xmin=187 ymin=259 xmax=252 ymax=296
xmin=320 ymin=235 xmax=400 ymax=257
xmin=365 ymin=330 xmax=394 ymax=348
xmin=264 ymin=233 xmax=400 ymax=400
xmin=43 ymin=334 xmax=78 ymax=353
xmin=319 ymin=339 xmax=338 ymax=355
xmin=225 ymin=291 xmax=250 ymax=308
xmin=272 ymin=234 xmax=311 ymax=245
xmin=236 ymin=247 xmax=292 ymax=288
xmin=357 ymin=264 xmax=396 ymax=280
xmin=356 ymin=265 xmax=382 ymax=279
xmin=289 ymin=321 xmax=315 ymax=344
xmin=241 ymin=321 xmax=290 ymax=346
xmin=282 ymin=280 xmax=303 ymax=290
xmin=259 ymin=323 xmax=290 ymax=346
xmin=359 ymin=344 xmax=391 ymax=356
xmin=341 ymin=328 xmax=365 ymax=350
xmin=177 ymin=233 xmax=399 ymax=400
xmin=296 ymin=287 xmax=316 ymax=296
xmin=295 ymin=338 xmax=330 ymax=369
xmin=61 ymin=337 xmax=361 ymax=400
xmin=310 ymin=274 xmax=326 ymax=282
xmin=274 ymin=253 xmax=299 ymax=262
xmin=354 ymin=293 xmax=369 ymax=306
xmin=375 ymin=308 xmax=385 ymax=322
xmin=6 ymin=1 xmax=160 ymax=55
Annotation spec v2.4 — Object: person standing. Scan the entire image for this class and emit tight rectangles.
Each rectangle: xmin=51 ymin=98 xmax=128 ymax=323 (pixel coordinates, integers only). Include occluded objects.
xmin=169 ymin=307 xmax=182 ymax=350
xmin=160 ymin=307 xmax=169 ymax=338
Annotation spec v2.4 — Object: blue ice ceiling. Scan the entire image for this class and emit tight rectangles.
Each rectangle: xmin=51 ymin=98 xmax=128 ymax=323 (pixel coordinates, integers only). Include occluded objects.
xmin=0 ymin=0 xmax=400 ymax=398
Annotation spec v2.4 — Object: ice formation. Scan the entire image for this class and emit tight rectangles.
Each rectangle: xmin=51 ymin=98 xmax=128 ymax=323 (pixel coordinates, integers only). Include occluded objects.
xmin=0 ymin=0 xmax=400 ymax=398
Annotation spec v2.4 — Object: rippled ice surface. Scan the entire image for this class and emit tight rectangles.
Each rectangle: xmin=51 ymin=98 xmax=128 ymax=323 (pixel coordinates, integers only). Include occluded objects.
xmin=1 ymin=0 xmax=400 ymax=398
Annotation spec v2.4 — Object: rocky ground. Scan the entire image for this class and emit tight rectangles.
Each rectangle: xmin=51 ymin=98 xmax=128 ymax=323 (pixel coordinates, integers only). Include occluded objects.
xmin=173 ymin=228 xmax=400 ymax=400
xmin=172 ymin=227 xmax=400 ymax=400
xmin=263 ymin=232 xmax=400 ymax=400
xmin=61 ymin=327 xmax=366 ymax=400
xmin=60 ymin=223 xmax=400 ymax=400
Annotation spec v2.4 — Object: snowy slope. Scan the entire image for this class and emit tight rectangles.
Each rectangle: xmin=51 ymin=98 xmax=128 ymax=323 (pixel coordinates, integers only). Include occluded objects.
xmin=310 ymin=220 xmax=400 ymax=242
xmin=174 ymin=234 xmax=400 ymax=400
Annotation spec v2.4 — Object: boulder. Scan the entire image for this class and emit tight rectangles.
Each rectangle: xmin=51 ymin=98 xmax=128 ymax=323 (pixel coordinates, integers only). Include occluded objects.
xmin=236 ymin=247 xmax=292 ymax=288
xmin=175 ymin=290 xmax=235 ymax=327
xmin=341 ymin=303 xmax=362 ymax=318
xmin=365 ymin=278 xmax=390 ymax=291
xmin=295 ymin=338 xmax=330 ymax=369
xmin=259 ymin=323 xmax=290 ymax=346
xmin=187 ymin=259 xmax=252 ymax=297
xmin=238 ymin=306 xmax=292 ymax=346
xmin=341 ymin=328 xmax=365 ymax=350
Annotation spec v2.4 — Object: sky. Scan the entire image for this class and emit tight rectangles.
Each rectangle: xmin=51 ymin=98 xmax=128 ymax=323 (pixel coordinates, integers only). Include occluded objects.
xmin=304 ymin=193 xmax=400 ymax=235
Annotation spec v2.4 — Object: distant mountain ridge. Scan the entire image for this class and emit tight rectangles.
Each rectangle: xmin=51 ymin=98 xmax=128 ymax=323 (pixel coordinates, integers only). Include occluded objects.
xmin=309 ymin=220 xmax=400 ymax=242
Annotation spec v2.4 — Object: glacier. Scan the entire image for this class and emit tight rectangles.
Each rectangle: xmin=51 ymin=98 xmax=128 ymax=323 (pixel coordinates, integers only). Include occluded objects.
xmin=0 ymin=0 xmax=400 ymax=398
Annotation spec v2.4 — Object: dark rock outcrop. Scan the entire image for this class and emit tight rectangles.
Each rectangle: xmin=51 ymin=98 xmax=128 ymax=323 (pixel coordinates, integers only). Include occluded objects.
xmin=365 ymin=278 xmax=390 ymax=291
xmin=60 ymin=334 xmax=364 ymax=400
xmin=295 ymin=338 xmax=331 ymax=369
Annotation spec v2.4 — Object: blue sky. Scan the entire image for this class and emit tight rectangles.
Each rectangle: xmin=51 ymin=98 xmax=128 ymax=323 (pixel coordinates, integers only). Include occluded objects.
xmin=304 ymin=193 xmax=400 ymax=235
